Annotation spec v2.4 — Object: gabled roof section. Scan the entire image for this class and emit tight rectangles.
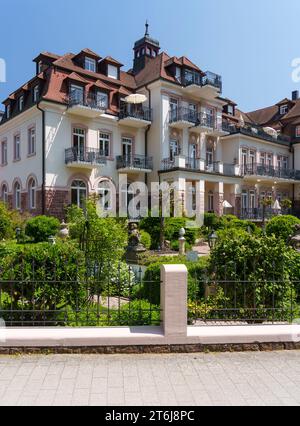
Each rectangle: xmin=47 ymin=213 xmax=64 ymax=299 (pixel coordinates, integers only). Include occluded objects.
xmin=79 ymin=48 xmax=101 ymax=59
xmin=246 ymin=104 xmax=279 ymax=126
xmin=102 ymin=56 xmax=124 ymax=67
xmin=65 ymin=72 xmax=89 ymax=84
xmin=92 ymin=79 xmax=113 ymax=91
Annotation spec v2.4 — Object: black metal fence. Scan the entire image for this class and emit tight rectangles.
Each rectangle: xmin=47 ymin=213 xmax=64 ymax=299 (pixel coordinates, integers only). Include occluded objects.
xmin=0 ymin=258 xmax=161 ymax=328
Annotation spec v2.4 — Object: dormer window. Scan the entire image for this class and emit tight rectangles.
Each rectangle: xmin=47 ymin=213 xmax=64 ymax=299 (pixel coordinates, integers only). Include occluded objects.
xmin=19 ymin=96 xmax=24 ymax=111
xmin=107 ymin=64 xmax=118 ymax=80
xmin=38 ymin=61 xmax=43 ymax=74
xmin=6 ymin=105 xmax=10 ymax=119
xmin=175 ymin=67 xmax=181 ymax=83
xmin=33 ymin=85 xmax=39 ymax=103
xmin=227 ymin=105 xmax=234 ymax=115
xmin=97 ymin=92 xmax=108 ymax=109
xmin=280 ymin=105 xmax=288 ymax=115
xmin=85 ymin=57 xmax=97 ymax=72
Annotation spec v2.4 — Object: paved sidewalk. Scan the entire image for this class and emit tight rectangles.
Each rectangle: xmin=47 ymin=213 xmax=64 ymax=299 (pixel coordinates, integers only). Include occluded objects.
xmin=0 ymin=351 xmax=300 ymax=406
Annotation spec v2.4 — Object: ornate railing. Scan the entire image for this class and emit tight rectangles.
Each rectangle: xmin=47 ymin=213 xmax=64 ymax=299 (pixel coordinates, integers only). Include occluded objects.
xmin=119 ymin=104 xmax=152 ymax=122
xmin=241 ymin=163 xmax=300 ymax=180
xmin=65 ymin=147 xmax=107 ymax=165
xmin=116 ymin=155 xmax=153 ymax=170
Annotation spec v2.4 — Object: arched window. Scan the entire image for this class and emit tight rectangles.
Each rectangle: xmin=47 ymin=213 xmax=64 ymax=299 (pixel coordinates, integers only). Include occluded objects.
xmin=1 ymin=183 xmax=8 ymax=204
xmin=14 ymin=181 xmax=21 ymax=210
xmin=71 ymin=180 xmax=87 ymax=208
xmin=28 ymin=178 xmax=36 ymax=210
xmin=98 ymin=180 xmax=112 ymax=211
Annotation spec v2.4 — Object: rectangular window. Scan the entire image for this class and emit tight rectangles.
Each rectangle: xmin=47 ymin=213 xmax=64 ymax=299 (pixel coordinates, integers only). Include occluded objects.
xmin=280 ymin=105 xmax=288 ymax=115
xmin=33 ymin=85 xmax=39 ymax=103
xmin=73 ymin=128 xmax=86 ymax=159
xmin=107 ymin=64 xmax=118 ymax=80
xmin=70 ymin=84 xmax=84 ymax=104
xmin=296 ymin=126 xmax=300 ymax=138
xmin=97 ymin=92 xmax=108 ymax=109
xmin=6 ymin=105 xmax=10 ymax=119
xmin=14 ymin=134 xmax=21 ymax=160
xmin=175 ymin=67 xmax=181 ymax=83
xmin=85 ymin=57 xmax=96 ymax=72
xmin=28 ymin=127 xmax=36 ymax=155
xmin=1 ymin=141 xmax=7 ymax=165
xmin=19 ymin=96 xmax=24 ymax=111
xmin=122 ymin=137 xmax=133 ymax=158
xmin=99 ymin=132 xmax=111 ymax=157
xmin=227 ymin=105 xmax=234 ymax=115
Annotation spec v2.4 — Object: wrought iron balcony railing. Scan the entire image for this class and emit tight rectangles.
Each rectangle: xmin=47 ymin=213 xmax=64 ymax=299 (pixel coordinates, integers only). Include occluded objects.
xmin=241 ymin=163 xmax=300 ymax=180
xmin=182 ymin=70 xmax=222 ymax=92
xmin=228 ymin=124 xmax=291 ymax=145
xmin=68 ymin=93 xmax=108 ymax=110
xmin=65 ymin=147 xmax=107 ymax=165
xmin=116 ymin=155 xmax=153 ymax=170
xmin=119 ymin=104 xmax=152 ymax=122
xmin=160 ymin=158 xmax=237 ymax=176
xmin=169 ymin=107 xmax=198 ymax=124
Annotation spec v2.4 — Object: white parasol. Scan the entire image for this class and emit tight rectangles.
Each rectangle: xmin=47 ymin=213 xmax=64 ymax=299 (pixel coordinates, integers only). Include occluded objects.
xmin=223 ymin=200 xmax=233 ymax=208
xmin=263 ymin=127 xmax=278 ymax=139
xmin=125 ymin=94 xmax=148 ymax=104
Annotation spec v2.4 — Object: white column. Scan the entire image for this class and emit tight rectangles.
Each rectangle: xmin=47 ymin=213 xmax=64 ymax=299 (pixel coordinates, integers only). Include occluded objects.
xmin=214 ymin=182 xmax=224 ymax=216
xmin=161 ymin=264 xmax=188 ymax=338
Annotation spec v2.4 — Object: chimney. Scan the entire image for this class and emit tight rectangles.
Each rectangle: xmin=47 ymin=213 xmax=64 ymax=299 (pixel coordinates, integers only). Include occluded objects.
xmin=292 ymin=90 xmax=299 ymax=101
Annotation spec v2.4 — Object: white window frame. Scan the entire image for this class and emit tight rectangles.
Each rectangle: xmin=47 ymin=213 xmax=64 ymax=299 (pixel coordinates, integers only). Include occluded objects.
xmin=84 ymin=57 xmax=96 ymax=72
xmin=33 ymin=85 xmax=39 ymax=102
xmin=14 ymin=134 xmax=21 ymax=160
xmin=1 ymin=184 xmax=8 ymax=204
xmin=97 ymin=92 xmax=108 ymax=109
xmin=1 ymin=141 xmax=7 ymax=165
xmin=296 ymin=126 xmax=300 ymax=138
xmin=98 ymin=181 xmax=112 ymax=211
xmin=28 ymin=127 xmax=36 ymax=156
xmin=280 ymin=105 xmax=288 ymax=115
xmin=19 ymin=96 xmax=24 ymax=112
xmin=99 ymin=132 xmax=111 ymax=157
xmin=71 ymin=180 xmax=87 ymax=208
xmin=227 ymin=105 xmax=234 ymax=115
xmin=14 ymin=182 xmax=21 ymax=210
xmin=107 ymin=64 xmax=118 ymax=80
xmin=28 ymin=179 xmax=36 ymax=210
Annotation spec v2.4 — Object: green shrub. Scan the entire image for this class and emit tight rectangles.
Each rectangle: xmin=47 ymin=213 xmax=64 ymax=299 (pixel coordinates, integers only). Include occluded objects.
xmin=204 ymin=213 xmax=219 ymax=229
xmin=209 ymin=228 xmax=300 ymax=321
xmin=0 ymin=241 xmax=86 ymax=324
xmin=25 ymin=216 xmax=60 ymax=243
xmin=133 ymin=257 xmax=209 ymax=305
xmin=266 ymin=215 xmax=300 ymax=242
xmin=0 ymin=202 xmax=13 ymax=239
xmin=140 ymin=231 xmax=151 ymax=249
xmin=170 ymin=240 xmax=192 ymax=252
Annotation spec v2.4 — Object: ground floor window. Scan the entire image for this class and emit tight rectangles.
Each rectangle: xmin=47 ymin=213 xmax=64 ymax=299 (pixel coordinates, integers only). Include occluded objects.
xmin=71 ymin=180 xmax=87 ymax=208
xmin=1 ymin=183 xmax=8 ymax=204
xmin=28 ymin=178 xmax=36 ymax=210
xmin=14 ymin=181 xmax=21 ymax=210
xmin=98 ymin=180 xmax=112 ymax=211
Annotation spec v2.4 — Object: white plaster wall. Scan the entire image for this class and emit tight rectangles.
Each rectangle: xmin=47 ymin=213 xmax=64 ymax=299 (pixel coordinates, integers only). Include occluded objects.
xmin=0 ymin=107 xmax=42 ymax=193
xmin=44 ymin=106 xmax=146 ymax=192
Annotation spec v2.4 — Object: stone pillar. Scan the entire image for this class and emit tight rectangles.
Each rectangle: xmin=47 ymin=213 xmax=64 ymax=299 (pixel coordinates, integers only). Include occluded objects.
xmin=195 ymin=180 xmax=205 ymax=226
xmin=214 ymin=182 xmax=224 ymax=216
xmin=182 ymin=128 xmax=189 ymax=157
xmin=161 ymin=264 xmax=188 ymax=338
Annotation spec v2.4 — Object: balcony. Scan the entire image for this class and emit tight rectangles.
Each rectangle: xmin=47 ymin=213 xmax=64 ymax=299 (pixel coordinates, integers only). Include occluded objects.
xmin=116 ymin=155 xmax=153 ymax=173
xmin=241 ymin=163 xmax=300 ymax=181
xmin=228 ymin=124 xmax=291 ymax=146
xmin=67 ymin=93 xmax=107 ymax=118
xmin=183 ymin=70 xmax=222 ymax=99
xmin=160 ymin=157 xmax=238 ymax=177
xmin=119 ymin=104 xmax=152 ymax=128
xmin=65 ymin=148 xmax=107 ymax=169
xmin=169 ymin=107 xmax=198 ymax=129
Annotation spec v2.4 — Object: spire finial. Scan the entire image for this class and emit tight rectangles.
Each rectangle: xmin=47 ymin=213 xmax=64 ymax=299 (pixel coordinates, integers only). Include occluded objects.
xmin=145 ymin=20 xmax=149 ymax=37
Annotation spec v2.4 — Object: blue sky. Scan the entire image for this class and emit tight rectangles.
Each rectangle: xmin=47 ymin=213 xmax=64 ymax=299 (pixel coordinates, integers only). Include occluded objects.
xmin=1 ymin=0 xmax=300 ymax=112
